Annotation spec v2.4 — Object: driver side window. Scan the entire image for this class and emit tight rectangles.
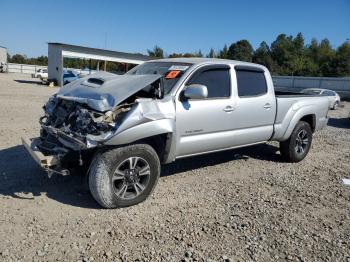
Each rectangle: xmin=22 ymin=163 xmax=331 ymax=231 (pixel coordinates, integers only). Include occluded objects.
xmin=187 ymin=68 xmax=231 ymax=98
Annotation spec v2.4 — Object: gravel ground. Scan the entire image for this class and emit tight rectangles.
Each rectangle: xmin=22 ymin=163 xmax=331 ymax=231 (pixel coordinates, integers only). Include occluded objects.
xmin=0 ymin=73 xmax=349 ymax=262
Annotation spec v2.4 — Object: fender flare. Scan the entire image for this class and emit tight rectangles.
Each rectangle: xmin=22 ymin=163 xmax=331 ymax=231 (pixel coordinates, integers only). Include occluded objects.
xmin=280 ymin=106 xmax=316 ymax=141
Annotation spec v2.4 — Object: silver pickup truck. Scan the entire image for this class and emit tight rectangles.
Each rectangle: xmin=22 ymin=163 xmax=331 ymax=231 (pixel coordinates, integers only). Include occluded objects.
xmin=22 ymin=58 xmax=330 ymax=208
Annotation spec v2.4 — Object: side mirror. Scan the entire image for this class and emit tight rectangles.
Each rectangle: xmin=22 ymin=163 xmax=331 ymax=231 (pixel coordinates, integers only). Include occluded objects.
xmin=183 ymin=84 xmax=208 ymax=100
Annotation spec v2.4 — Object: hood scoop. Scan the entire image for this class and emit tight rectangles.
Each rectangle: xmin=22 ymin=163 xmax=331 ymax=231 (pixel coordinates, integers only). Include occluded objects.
xmin=84 ymin=77 xmax=105 ymax=87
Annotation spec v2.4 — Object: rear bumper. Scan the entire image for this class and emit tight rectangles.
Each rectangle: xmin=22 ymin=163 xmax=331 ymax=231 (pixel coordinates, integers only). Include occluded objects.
xmin=317 ymin=116 xmax=329 ymax=130
xmin=21 ymin=137 xmax=59 ymax=169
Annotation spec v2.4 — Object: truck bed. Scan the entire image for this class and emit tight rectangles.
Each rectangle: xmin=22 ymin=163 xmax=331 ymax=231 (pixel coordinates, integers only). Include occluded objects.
xmin=275 ymin=90 xmax=321 ymax=97
xmin=271 ymin=93 xmax=330 ymax=141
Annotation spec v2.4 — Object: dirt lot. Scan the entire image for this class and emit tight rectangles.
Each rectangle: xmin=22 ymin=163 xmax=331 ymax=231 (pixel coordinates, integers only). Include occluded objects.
xmin=0 ymin=73 xmax=349 ymax=262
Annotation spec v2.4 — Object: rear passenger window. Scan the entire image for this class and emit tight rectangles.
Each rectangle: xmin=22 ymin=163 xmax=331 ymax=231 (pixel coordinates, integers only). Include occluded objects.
xmin=188 ymin=68 xmax=231 ymax=98
xmin=236 ymin=69 xmax=267 ymax=97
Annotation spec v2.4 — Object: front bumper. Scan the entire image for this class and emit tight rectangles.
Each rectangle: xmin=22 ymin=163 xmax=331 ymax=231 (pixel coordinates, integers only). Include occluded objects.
xmin=21 ymin=137 xmax=59 ymax=169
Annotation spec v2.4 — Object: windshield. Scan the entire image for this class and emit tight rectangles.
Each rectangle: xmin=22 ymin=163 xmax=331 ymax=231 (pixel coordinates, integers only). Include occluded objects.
xmin=302 ymin=89 xmax=321 ymax=95
xmin=126 ymin=62 xmax=192 ymax=94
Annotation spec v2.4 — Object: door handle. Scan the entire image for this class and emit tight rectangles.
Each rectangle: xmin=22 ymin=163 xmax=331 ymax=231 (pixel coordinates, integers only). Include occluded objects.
xmin=263 ymin=103 xmax=272 ymax=109
xmin=223 ymin=106 xmax=235 ymax=112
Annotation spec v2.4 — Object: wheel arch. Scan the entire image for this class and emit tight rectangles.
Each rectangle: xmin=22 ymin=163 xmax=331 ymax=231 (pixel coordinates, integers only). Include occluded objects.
xmin=136 ymin=133 xmax=172 ymax=163
xmin=280 ymin=107 xmax=316 ymax=141
xmin=299 ymin=114 xmax=316 ymax=132
xmin=104 ymin=119 xmax=175 ymax=163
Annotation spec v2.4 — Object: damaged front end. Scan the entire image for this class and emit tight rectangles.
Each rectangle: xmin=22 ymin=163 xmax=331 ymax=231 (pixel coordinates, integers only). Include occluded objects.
xmin=22 ymin=71 xmax=176 ymax=175
xmin=39 ymin=96 xmax=132 ymax=151
xmin=27 ymin=96 xmax=133 ymax=175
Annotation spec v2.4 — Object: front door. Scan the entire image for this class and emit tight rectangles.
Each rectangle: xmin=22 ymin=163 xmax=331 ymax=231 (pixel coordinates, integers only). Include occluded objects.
xmin=175 ymin=65 xmax=236 ymax=157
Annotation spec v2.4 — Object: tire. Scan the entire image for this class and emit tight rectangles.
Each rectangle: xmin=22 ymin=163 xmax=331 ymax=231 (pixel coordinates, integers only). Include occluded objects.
xmin=88 ymin=144 xmax=160 ymax=208
xmin=279 ymin=121 xmax=313 ymax=163
xmin=332 ymin=101 xmax=339 ymax=110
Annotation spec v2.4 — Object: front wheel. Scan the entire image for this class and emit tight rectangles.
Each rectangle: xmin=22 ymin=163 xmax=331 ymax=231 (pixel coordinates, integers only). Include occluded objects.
xmin=89 ymin=144 xmax=160 ymax=208
xmin=279 ymin=121 xmax=313 ymax=163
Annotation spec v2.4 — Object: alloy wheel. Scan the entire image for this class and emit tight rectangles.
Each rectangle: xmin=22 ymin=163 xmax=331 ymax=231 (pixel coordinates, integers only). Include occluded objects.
xmin=112 ymin=157 xmax=151 ymax=199
xmin=295 ymin=129 xmax=309 ymax=154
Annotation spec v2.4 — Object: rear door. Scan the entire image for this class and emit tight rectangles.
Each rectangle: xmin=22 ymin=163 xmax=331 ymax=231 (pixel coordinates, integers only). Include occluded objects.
xmin=230 ymin=65 xmax=276 ymax=144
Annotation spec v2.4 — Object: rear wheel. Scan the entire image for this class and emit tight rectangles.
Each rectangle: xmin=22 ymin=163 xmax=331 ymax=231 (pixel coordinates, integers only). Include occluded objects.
xmin=88 ymin=144 xmax=160 ymax=208
xmin=280 ymin=121 xmax=312 ymax=163
xmin=332 ymin=101 xmax=339 ymax=110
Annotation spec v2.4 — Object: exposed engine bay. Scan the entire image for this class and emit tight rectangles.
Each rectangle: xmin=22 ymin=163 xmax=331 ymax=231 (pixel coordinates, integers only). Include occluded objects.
xmin=39 ymin=97 xmax=130 ymax=152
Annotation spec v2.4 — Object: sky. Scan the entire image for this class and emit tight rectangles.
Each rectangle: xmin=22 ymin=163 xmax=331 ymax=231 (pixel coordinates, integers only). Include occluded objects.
xmin=1 ymin=0 xmax=349 ymax=57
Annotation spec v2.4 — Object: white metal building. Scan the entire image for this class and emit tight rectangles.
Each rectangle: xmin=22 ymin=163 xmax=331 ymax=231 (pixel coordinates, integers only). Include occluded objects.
xmin=48 ymin=43 xmax=151 ymax=86
xmin=0 ymin=46 xmax=7 ymax=64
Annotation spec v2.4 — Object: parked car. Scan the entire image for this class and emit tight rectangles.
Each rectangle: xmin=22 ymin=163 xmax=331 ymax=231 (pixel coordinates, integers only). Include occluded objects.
xmin=63 ymin=70 xmax=79 ymax=85
xmin=40 ymin=70 xmax=79 ymax=85
xmin=301 ymin=88 xmax=341 ymax=109
xmin=0 ymin=62 xmax=7 ymax=73
xmin=22 ymin=58 xmax=330 ymax=208
xmin=78 ymin=67 xmax=96 ymax=77
xmin=34 ymin=68 xmax=48 ymax=79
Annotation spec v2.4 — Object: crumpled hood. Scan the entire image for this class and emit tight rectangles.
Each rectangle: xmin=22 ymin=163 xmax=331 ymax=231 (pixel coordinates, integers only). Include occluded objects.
xmin=57 ymin=72 xmax=162 ymax=112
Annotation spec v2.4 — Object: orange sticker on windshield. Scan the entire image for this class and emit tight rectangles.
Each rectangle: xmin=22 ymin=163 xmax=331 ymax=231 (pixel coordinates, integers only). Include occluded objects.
xmin=165 ymin=70 xmax=181 ymax=79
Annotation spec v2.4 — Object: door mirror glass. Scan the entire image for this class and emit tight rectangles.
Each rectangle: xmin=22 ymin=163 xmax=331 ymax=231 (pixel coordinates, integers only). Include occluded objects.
xmin=183 ymin=84 xmax=208 ymax=99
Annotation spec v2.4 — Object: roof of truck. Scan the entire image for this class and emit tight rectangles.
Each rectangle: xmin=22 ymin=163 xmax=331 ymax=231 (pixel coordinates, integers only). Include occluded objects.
xmin=148 ymin=57 xmax=265 ymax=68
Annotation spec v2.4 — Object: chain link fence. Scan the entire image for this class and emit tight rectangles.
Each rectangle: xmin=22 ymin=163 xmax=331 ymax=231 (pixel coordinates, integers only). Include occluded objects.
xmin=5 ymin=63 xmax=46 ymax=75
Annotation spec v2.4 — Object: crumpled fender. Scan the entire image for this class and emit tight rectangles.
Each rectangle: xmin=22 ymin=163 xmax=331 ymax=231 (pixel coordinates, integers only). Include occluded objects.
xmin=105 ymin=98 xmax=176 ymax=145
xmin=105 ymin=118 xmax=175 ymax=146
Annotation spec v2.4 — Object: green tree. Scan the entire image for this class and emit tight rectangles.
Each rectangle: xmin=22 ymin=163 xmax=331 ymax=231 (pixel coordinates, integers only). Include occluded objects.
xmin=318 ymin=39 xmax=335 ymax=76
xmin=293 ymin=33 xmax=304 ymax=55
xmin=168 ymin=53 xmax=183 ymax=58
xmin=253 ymin=41 xmax=275 ymax=72
xmin=193 ymin=50 xmax=203 ymax=57
xmin=227 ymin=40 xmax=253 ymax=62
xmin=147 ymin=45 xmax=164 ymax=58
xmin=290 ymin=33 xmax=307 ymax=76
xmin=219 ymin=45 xmax=229 ymax=59
xmin=9 ymin=54 xmax=26 ymax=64
xmin=271 ymin=34 xmax=295 ymax=75
xmin=168 ymin=50 xmax=203 ymax=58
xmin=207 ymin=48 xmax=216 ymax=58
xmin=333 ymin=42 xmax=350 ymax=76
xmin=303 ymin=38 xmax=320 ymax=76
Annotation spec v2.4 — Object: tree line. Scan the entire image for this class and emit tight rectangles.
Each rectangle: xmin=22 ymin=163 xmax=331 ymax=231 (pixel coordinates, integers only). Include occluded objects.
xmin=7 ymin=54 xmax=129 ymax=73
xmin=148 ymin=33 xmax=350 ymax=77
xmin=7 ymin=33 xmax=350 ymax=77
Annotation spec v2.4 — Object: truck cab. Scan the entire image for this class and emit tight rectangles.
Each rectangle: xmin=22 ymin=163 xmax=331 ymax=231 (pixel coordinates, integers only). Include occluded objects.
xmin=172 ymin=61 xmax=276 ymax=158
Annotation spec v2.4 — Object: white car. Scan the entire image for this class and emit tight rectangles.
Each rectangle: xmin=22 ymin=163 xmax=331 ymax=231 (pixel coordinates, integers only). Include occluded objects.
xmin=302 ymin=88 xmax=341 ymax=110
xmin=33 ymin=68 xmax=48 ymax=79
xmin=0 ymin=62 xmax=7 ymax=73
xmin=78 ymin=67 xmax=96 ymax=77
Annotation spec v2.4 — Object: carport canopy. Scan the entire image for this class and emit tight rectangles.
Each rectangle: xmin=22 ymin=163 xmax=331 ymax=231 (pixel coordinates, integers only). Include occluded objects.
xmin=48 ymin=42 xmax=152 ymax=86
